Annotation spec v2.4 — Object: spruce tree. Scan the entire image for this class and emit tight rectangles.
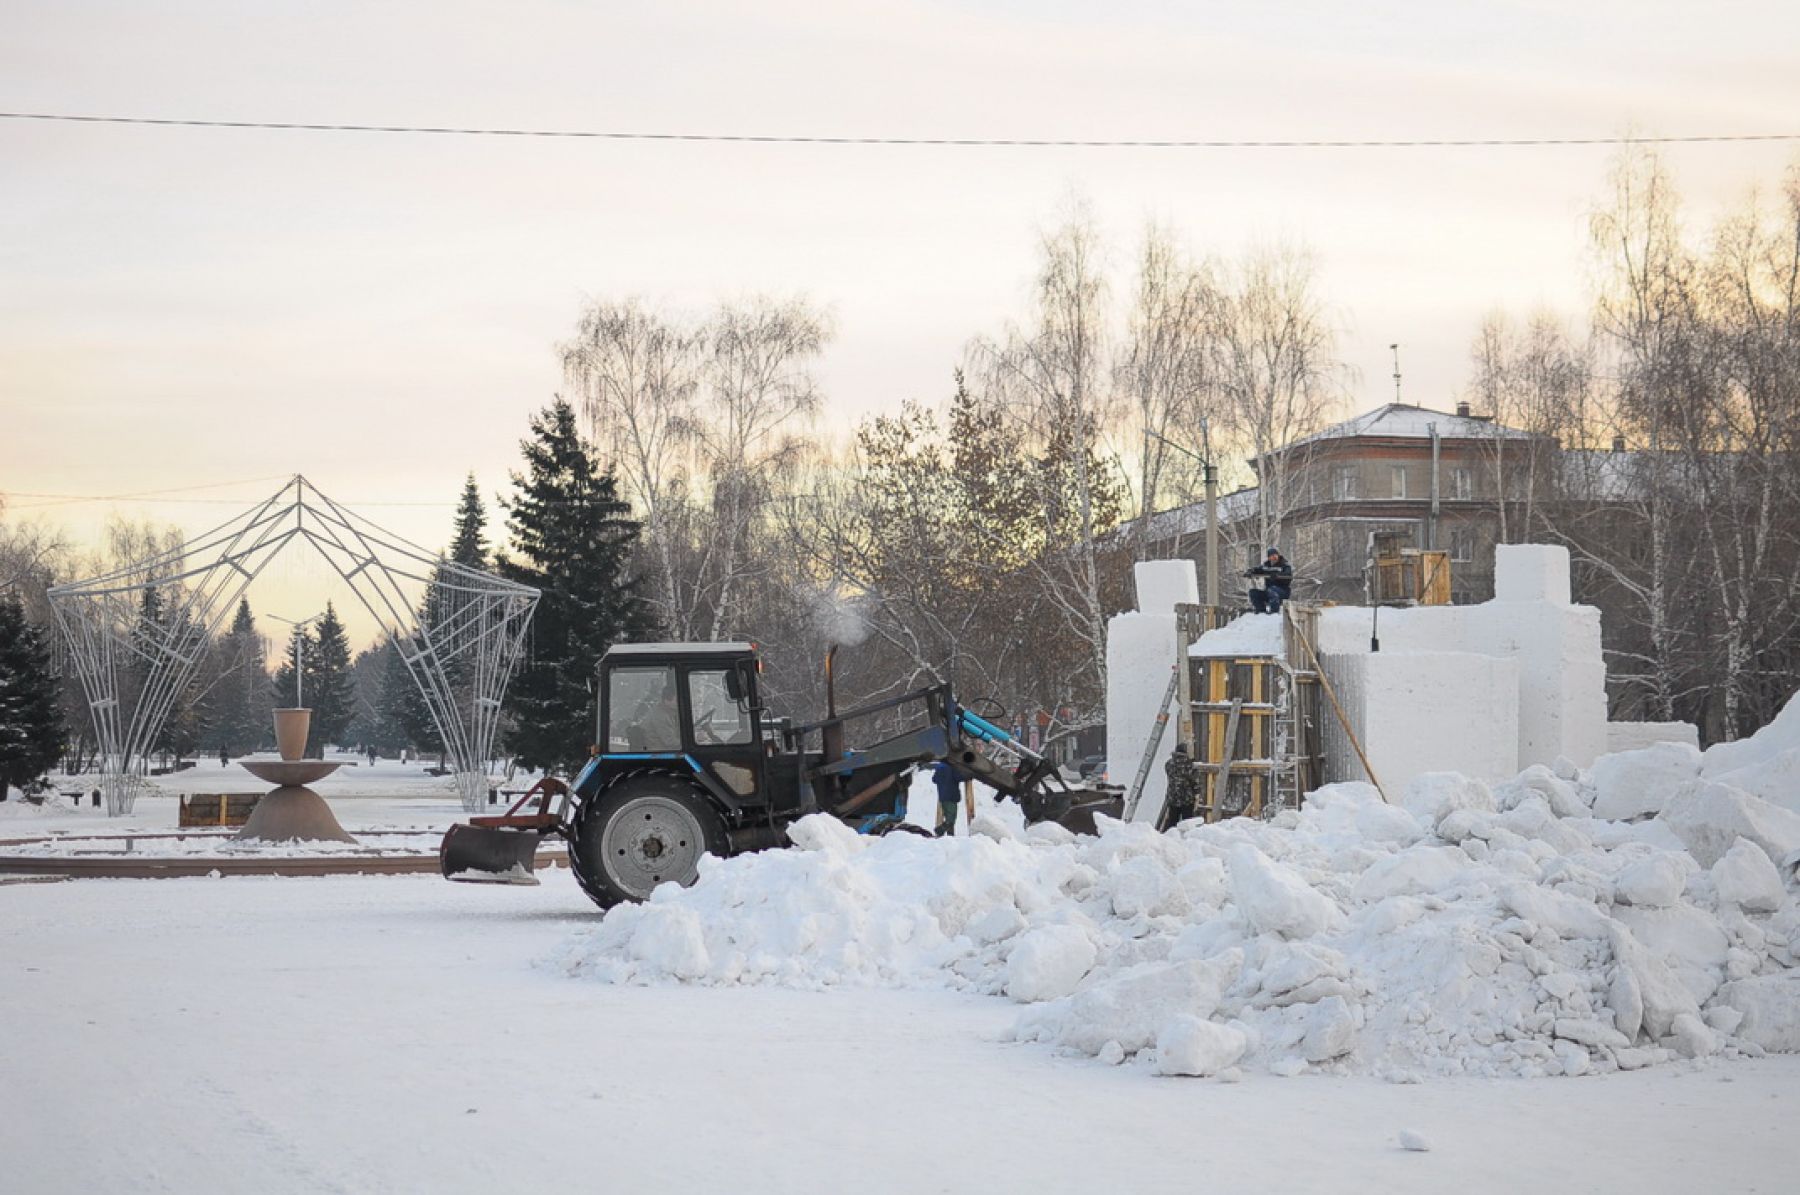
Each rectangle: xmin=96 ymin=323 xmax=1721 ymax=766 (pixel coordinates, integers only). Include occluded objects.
xmin=499 ymin=399 xmax=652 ymax=773
xmin=378 ymin=639 xmax=441 ymax=756
xmin=305 ymin=603 xmax=356 ymax=754
xmin=0 ymin=592 xmax=67 ymax=798
xmin=212 ymin=598 xmax=272 ymax=754
xmin=272 ymin=625 xmax=309 ymax=711
xmin=449 ymin=473 xmax=489 ymax=570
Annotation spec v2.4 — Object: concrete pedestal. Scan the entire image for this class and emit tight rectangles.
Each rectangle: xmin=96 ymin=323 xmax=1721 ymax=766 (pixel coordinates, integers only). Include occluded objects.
xmin=234 ymin=785 xmax=357 ymax=844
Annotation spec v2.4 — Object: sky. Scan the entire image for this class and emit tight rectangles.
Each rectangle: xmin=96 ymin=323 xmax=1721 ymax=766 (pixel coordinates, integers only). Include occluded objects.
xmin=3 ymin=0 xmax=1798 ymax=647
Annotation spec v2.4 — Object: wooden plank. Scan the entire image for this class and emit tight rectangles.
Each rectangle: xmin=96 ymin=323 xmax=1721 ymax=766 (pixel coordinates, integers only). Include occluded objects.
xmin=1209 ymin=699 xmax=1243 ymax=824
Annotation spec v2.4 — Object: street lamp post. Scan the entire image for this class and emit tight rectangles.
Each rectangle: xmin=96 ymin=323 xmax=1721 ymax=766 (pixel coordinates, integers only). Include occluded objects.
xmin=1145 ymin=427 xmax=1221 ymax=607
xmin=267 ymin=612 xmax=323 ymax=708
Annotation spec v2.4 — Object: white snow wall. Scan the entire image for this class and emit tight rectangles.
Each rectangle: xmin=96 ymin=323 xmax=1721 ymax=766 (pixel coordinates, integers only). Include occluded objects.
xmin=1106 ymin=561 xmax=1198 ymax=823
xmin=1313 ymin=545 xmax=1608 ymax=772
xmin=1320 ymin=651 xmax=1520 ymax=792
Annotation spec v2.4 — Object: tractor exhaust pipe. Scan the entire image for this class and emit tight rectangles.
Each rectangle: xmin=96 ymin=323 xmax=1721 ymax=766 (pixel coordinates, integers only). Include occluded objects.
xmin=822 ymin=644 xmax=845 ymax=766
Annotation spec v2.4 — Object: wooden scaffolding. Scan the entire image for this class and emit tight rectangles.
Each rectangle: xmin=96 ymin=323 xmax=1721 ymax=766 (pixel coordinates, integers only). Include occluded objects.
xmin=1170 ymin=604 xmax=1325 ymax=822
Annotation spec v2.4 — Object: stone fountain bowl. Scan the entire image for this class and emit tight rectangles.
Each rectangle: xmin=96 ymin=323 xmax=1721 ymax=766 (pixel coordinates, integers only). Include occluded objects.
xmin=240 ymin=759 xmax=343 ymax=786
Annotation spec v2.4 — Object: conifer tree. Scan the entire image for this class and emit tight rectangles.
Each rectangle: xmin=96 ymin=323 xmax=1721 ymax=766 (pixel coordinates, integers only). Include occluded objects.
xmin=211 ymin=598 xmax=272 ymax=754
xmin=0 ymin=592 xmax=66 ymax=797
xmin=378 ymin=639 xmax=442 ymax=756
xmin=450 ymin=473 xmax=489 ymax=570
xmin=305 ymin=603 xmax=355 ymax=754
xmin=499 ymin=399 xmax=652 ymax=773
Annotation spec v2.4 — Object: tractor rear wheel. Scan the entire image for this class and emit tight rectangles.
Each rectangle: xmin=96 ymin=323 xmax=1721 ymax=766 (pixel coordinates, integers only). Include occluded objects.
xmin=568 ymin=774 xmax=727 ymax=909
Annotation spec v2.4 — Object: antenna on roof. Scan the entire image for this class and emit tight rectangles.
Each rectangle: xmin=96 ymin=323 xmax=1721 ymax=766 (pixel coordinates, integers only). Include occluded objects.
xmin=1389 ymin=343 xmax=1402 ymax=404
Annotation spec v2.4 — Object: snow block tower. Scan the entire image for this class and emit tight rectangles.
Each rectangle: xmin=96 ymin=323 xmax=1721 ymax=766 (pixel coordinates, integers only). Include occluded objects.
xmin=1315 ymin=544 xmax=1609 ymax=792
xmin=1105 ymin=561 xmax=1198 ymax=814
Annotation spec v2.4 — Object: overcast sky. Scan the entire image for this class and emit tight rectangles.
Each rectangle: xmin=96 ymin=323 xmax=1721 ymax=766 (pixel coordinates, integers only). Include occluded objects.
xmin=4 ymin=0 xmax=1797 ymax=645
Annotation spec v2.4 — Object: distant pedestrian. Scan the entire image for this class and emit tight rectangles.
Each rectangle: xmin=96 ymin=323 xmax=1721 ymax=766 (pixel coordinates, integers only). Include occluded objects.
xmin=219 ymin=746 xmax=229 ymax=767
xmin=367 ymin=745 xmax=377 ymax=766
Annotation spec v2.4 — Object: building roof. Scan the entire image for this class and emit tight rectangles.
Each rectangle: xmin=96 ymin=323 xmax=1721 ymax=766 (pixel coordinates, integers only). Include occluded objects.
xmin=1284 ymin=403 xmax=1538 ymax=452
xmin=1124 ymin=487 xmax=1263 ymax=545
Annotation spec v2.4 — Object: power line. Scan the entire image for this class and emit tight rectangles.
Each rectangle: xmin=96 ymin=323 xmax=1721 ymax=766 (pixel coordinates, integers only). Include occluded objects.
xmin=3 ymin=111 xmax=1797 ymax=149
xmin=3 ymin=475 xmax=294 ymax=511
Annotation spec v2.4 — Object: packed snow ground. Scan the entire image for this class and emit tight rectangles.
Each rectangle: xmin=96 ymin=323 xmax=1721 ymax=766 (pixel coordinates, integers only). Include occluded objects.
xmin=4 ymin=711 xmax=1797 ymax=1190
xmin=4 ymin=872 xmax=1795 ymax=1194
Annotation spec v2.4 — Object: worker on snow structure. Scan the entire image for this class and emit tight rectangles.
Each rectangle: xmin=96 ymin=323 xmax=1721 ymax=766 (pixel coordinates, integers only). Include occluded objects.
xmin=931 ymin=760 xmax=963 ymax=837
xmin=1245 ymin=547 xmax=1294 ymax=614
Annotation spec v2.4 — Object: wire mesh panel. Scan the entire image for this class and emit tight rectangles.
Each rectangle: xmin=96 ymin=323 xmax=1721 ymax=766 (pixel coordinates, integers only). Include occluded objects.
xmin=47 ymin=476 xmax=540 ymax=814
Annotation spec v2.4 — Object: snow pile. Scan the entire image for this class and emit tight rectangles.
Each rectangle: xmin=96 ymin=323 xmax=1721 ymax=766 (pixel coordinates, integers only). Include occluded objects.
xmin=1189 ymin=613 xmax=1284 ymax=659
xmin=1701 ymin=692 xmax=1800 ymax=815
xmin=556 ymin=713 xmax=1800 ymax=1080
xmin=0 ymin=793 xmax=79 ymax=819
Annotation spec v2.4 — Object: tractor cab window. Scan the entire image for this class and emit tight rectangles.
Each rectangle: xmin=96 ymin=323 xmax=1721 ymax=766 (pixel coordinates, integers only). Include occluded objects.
xmin=607 ymin=666 xmax=682 ymax=752
xmin=687 ymin=668 xmax=753 ymax=746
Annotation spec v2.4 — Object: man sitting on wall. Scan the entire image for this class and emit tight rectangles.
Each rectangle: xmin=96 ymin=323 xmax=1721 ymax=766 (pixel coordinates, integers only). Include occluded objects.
xmin=1245 ymin=547 xmax=1294 ymax=614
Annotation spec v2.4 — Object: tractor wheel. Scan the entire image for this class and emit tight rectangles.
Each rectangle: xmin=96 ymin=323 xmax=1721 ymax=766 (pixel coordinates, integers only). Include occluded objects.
xmin=568 ymin=773 xmax=727 ymax=909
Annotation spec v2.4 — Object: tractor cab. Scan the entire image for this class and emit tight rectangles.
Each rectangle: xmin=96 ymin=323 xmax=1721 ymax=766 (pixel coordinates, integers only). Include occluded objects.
xmin=585 ymin=642 xmax=768 ymax=807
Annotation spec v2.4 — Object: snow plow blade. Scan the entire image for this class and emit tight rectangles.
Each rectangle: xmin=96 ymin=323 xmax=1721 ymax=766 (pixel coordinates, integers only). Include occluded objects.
xmin=1055 ymin=791 xmax=1126 ymax=836
xmin=439 ymin=824 xmax=543 ymax=885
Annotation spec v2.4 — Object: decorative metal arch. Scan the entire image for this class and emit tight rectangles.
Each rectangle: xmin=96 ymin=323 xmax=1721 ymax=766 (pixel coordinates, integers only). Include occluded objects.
xmin=47 ymin=476 xmax=539 ymax=814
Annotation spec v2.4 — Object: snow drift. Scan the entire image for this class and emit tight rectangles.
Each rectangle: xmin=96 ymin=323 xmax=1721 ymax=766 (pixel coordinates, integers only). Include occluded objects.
xmin=554 ymin=702 xmax=1800 ymax=1080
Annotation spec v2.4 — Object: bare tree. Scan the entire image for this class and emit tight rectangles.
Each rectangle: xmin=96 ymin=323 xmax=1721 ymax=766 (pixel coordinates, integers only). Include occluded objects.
xmin=1582 ymin=144 xmax=1711 ymax=723
xmin=1688 ymin=168 xmax=1800 ymax=735
xmin=969 ymin=208 xmax=1125 ymax=712
xmin=1116 ymin=225 xmax=1223 ymax=554
xmin=1210 ymin=242 xmax=1346 ymax=555
xmin=561 ymin=295 xmax=830 ymax=643
xmin=689 ymin=297 xmax=830 ymax=640
xmin=561 ymin=298 xmax=707 ymax=636
xmin=1466 ymin=310 xmax=1593 ymax=543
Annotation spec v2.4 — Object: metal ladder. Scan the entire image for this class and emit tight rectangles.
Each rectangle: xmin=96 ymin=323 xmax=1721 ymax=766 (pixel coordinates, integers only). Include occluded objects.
xmin=1122 ymin=665 xmax=1182 ymax=821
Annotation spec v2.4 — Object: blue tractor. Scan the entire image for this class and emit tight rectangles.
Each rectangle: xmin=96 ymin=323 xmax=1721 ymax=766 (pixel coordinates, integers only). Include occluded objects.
xmin=440 ymin=641 xmax=1120 ymax=909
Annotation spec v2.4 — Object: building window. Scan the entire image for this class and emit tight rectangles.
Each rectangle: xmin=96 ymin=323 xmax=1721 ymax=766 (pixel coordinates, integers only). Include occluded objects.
xmin=1450 ymin=529 xmax=1474 ymax=562
xmin=1450 ymin=467 xmax=1472 ymax=500
xmin=1334 ymin=465 xmax=1358 ymax=501
xmin=1390 ymin=466 xmax=1407 ymax=499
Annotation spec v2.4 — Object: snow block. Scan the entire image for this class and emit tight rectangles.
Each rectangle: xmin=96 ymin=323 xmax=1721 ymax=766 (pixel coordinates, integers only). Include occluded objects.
xmin=1717 ymin=974 xmax=1800 ymax=1052
xmin=1228 ymin=844 xmax=1343 ymax=938
xmin=1319 ymin=651 xmax=1519 ymax=795
xmin=1614 ymin=853 xmax=1690 ymax=908
xmin=1006 ymin=925 xmax=1097 ymax=1002
xmin=1108 ymin=611 xmax=1180 ymax=824
xmin=1590 ymin=742 xmax=1703 ymax=821
xmin=1702 ymin=689 xmax=1800 ymax=779
xmin=1658 ymin=781 xmax=1800 ymax=869
xmin=1710 ymin=840 xmax=1786 ymax=913
xmin=1016 ymin=952 xmax=1244 ymax=1056
xmin=1313 ymin=587 xmax=1609 ymax=772
xmin=1189 ymin=613 xmax=1283 ymax=659
xmin=1494 ymin=543 xmax=1572 ymax=604
xmin=1708 ymin=749 xmax=1800 ymax=816
xmin=1154 ymin=1015 xmax=1247 ymax=1077
xmin=1133 ymin=559 xmax=1200 ymax=615
xmin=1607 ymin=721 xmax=1701 ymax=754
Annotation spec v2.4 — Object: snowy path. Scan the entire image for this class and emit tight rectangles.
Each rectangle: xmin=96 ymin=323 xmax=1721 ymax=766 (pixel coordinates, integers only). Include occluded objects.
xmin=2 ymin=871 xmax=1790 ymax=1194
